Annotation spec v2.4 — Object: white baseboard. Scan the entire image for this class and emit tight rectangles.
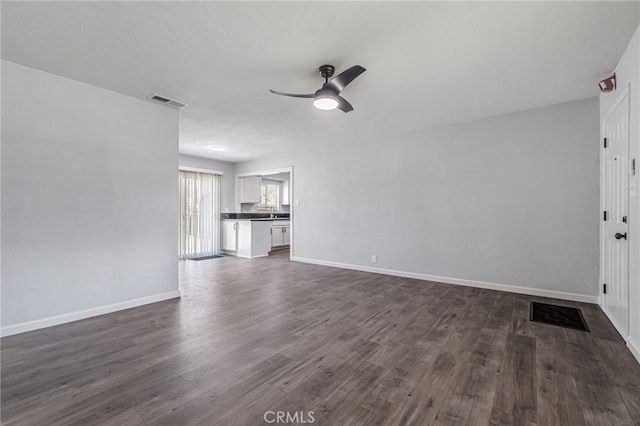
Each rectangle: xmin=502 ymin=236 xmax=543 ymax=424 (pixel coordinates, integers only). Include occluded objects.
xmin=291 ymin=257 xmax=598 ymax=304
xmin=1 ymin=290 xmax=181 ymax=338
xmin=598 ymin=300 xmax=640 ymax=367
xmin=626 ymin=336 xmax=640 ymax=365
xmin=601 ymin=306 xmax=627 ymax=340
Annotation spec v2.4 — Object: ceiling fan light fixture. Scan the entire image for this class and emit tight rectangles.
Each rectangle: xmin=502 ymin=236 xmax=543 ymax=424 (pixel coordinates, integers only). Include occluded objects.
xmin=313 ymin=96 xmax=339 ymax=111
xmin=270 ymin=64 xmax=365 ymax=113
xmin=206 ymin=145 xmax=228 ymax=152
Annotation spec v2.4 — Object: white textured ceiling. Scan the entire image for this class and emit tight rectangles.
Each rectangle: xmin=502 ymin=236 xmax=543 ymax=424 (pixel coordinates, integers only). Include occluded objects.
xmin=2 ymin=2 xmax=638 ymax=162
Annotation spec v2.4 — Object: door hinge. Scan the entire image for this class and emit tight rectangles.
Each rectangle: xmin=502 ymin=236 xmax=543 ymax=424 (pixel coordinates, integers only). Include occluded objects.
xmin=603 ymin=283 xmax=607 ymax=294
xmin=604 ymin=211 xmax=608 ymax=221
xmin=604 ymin=137 xmax=608 ymax=148
xmin=623 ymin=215 xmax=628 ymax=223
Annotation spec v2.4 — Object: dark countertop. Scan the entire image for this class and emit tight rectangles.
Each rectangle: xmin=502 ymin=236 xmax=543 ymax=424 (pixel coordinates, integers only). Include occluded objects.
xmin=221 ymin=212 xmax=289 ymax=220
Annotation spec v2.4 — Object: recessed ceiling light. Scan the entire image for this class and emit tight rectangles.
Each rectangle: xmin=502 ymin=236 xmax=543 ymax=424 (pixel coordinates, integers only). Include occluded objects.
xmin=207 ymin=145 xmax=228 ymax=152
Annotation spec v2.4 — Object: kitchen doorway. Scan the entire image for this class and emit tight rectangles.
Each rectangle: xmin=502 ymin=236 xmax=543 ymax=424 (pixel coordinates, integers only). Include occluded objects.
xmin=232 ymin=166 xmax=294 ymax=260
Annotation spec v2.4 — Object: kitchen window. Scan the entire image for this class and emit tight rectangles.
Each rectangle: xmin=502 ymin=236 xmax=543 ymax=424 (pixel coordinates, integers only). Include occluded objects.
xmin=259 ymin=181 xmax=280 ymax=210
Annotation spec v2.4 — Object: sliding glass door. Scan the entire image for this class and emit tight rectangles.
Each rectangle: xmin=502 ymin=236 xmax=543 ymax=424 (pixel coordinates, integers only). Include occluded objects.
xmin=178 ymin=170 xmax=221 ymax=259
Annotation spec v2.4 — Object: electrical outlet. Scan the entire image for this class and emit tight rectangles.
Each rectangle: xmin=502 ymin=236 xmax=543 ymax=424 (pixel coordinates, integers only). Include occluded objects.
xmin=371 ymin=255 xmax=377 ymax=263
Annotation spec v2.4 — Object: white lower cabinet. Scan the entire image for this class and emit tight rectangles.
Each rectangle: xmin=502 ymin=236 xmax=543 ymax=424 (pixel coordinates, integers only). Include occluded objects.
xmin=223 ymin=219 xmax=272 ymax=258
xmin=222 ymin=221 xmax=237 ymax=252
xmin=271 ymin=221 xmax=291 ymax=248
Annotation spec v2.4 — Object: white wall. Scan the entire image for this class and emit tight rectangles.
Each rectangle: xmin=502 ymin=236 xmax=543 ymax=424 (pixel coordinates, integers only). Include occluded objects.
xmin=236 ymin=98 xmax=600 ymax=302
xmin=179 ymin=154 xmax=235 ymax=212
xmin=1 ymin=61 xmax=180 ymax=335
xmin=600 ymin=26 xmax=640 ymax=363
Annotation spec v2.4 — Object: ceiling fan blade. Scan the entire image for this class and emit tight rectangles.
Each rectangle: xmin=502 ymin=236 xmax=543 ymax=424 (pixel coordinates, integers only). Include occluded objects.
xmin=336 ymin=96 xmax=354 ymax=113
xmin=269 ymin=89 xmax=315 ymax=98
xmin=325 ymin=65 xmax=366 ymax=94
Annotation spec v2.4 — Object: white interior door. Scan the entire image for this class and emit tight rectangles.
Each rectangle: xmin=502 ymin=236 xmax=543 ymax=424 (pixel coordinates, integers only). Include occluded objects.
xmin=602 ymin=89 xmax=630 ymax=336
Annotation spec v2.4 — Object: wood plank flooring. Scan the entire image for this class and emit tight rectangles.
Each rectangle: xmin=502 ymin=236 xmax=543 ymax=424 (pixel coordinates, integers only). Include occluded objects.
xmin=2 ymin=249 xmax=640 ymax=425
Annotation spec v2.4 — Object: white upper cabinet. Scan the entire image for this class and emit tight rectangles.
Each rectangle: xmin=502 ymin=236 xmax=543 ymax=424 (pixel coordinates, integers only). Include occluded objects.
xmin=281 ymin=180 xmax=290 ymax=205
xmin=239 ymin=176 xmax=261 ymax=203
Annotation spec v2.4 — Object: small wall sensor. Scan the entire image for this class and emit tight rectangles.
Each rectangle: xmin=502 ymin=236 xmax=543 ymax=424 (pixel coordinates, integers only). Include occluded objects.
xmin=598 ymin=73 xmax=616 ymax=93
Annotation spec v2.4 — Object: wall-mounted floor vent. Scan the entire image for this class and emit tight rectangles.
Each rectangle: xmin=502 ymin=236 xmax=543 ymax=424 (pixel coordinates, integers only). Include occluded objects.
xmin=147 ymin=94 xmax=187 ymax=109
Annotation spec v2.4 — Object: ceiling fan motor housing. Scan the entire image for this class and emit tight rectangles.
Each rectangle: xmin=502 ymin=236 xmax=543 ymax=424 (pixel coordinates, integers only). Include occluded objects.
xmin=315 ymin=87 xmax=338 ymax=97
xmin=319 ymin=64 xmax=335 ymax=81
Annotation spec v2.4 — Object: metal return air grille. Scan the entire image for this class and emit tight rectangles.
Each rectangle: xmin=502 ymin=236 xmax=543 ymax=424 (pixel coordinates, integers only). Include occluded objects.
xmin=147 ymin=93 xmax=187 ymax=109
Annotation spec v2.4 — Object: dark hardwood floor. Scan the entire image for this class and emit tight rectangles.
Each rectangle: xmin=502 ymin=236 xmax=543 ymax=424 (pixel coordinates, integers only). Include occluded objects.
xmin=2 ymin=249 xmax=640 ymax=425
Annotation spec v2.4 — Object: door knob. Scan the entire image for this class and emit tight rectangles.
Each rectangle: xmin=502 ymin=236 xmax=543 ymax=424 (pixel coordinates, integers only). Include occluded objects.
xmin=615 ymin=232 xmax=627 ymax=240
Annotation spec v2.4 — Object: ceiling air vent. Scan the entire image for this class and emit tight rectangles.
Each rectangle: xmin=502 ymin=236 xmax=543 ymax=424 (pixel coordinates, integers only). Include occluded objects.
xmin=147 ymin=93 xmax=188 ymax=109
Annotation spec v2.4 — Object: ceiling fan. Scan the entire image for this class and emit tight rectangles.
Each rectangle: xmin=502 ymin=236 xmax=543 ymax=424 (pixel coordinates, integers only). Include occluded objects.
xmin=269 ymin=64 xmax=366 ymax=113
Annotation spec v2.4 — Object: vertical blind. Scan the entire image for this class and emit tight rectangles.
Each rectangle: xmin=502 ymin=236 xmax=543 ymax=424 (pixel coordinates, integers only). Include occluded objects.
xmin=178 ymin=170 xmax=221 ymax=259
